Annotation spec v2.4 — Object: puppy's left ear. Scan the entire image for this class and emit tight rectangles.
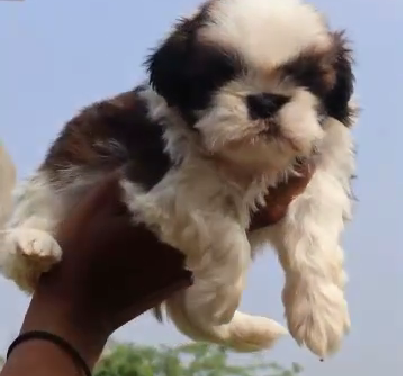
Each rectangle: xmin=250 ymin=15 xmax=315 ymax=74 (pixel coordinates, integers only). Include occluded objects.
xmin=145 ymin=8 xmax=237 ymax=115
xmin=145 ymin=17 xmax=200 ymax=109
xmin=324 ymin=31 xmax=355 ymax=127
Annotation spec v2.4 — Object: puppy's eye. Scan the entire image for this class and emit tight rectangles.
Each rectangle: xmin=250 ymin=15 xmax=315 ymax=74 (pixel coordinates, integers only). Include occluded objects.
xmin=246 ymin=93 xmax=290 ymax=120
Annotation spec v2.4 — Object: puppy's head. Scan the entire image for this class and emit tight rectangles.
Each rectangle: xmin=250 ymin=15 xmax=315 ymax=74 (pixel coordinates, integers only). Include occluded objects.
xmin=146 ymin=0 xmax=354 ymax=171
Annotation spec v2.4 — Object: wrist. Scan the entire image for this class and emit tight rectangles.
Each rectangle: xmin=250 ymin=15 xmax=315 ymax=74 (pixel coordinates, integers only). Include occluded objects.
xmin=3 ymin=339 xmax=84 ymax=376
xmin=20 ymin=289 xmax=110 ymax=368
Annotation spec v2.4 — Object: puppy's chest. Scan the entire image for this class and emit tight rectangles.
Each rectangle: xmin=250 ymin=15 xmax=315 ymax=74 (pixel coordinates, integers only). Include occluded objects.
xmin=139 ymin=152 xmax=290 ymax=233
xmin=222 ymin=180 xmax=276 ymax=228
xmin=176 ymin=166 xmax=275 ymax=228
xmin=210 ymin=161 xmax=303 ymax=228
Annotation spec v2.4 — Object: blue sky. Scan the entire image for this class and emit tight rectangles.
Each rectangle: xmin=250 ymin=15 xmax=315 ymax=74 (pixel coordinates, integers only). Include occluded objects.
xmin=0 ymin=0 xmax=402 ymax=374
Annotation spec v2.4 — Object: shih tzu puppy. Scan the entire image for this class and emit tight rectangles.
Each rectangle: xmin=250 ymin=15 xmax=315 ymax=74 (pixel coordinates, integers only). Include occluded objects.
xmin=0 ymin=0 xmax=357 ymax=358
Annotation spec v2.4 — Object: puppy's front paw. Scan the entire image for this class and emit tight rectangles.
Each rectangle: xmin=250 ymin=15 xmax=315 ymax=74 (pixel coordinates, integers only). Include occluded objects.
xmin=6 ymin=228 xmax=62 ymax=262
xmin=282 ymin=276 xmax=350 ymax=357
xmin=0 ymin=228 xmax=62 ymax=291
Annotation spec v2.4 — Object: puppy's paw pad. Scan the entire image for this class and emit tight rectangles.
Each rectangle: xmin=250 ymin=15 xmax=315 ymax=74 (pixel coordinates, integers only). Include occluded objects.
xmin=4 ymin=228 xmax=62 ymax=268
xmin=283 ymin=281 xmax=350 ymax=357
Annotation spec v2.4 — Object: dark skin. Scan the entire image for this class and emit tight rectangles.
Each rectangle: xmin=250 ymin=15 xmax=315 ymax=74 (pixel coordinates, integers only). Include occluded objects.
xmin=1 ymin=164 xmax=313 ymax=376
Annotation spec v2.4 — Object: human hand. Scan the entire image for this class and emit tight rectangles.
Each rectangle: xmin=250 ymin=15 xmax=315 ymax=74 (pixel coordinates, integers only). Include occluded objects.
xmin=20 ymin=173 xmax=191 ymax=367
xmin=15 ymin=162 xmax=313 ymax=372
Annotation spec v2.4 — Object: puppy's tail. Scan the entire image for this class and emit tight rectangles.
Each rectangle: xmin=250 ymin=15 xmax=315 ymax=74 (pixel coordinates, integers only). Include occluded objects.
xmin=0 ymin=142 xmax=16 ymax=226
xmin=157 ymin=293 xmax=287 ymax=352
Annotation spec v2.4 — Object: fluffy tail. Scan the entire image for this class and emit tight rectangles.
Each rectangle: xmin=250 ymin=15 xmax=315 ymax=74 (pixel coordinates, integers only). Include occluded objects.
xmin=159 ymin=291 xmax=288 ymax=352
xmin=0 ymin=142 xmax=16 ymax=226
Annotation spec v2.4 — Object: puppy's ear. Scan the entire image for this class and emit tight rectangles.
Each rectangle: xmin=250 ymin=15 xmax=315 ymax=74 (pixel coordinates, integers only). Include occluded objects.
xmin=145 ymin=10 xmax=239 ymax=114
xmin=324 ymin=31 xmax=355 ymax=127
xmin=145 ymin=17 xmax=200 ymax=108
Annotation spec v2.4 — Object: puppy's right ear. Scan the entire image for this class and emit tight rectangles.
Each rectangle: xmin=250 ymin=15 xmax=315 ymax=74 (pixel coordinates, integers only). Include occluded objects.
xmin=324 ymin=31 xmax=355 ymax=127
xmin=145 ymin=17 xmax=198 ymax=108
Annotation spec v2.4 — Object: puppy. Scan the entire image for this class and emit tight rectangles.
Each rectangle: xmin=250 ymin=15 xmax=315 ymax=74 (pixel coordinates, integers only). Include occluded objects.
xmin=0 ymin=0 xmax=356 ymax=358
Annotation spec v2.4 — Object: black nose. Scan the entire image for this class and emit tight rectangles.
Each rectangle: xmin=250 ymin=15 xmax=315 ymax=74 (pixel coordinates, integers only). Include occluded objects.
xmin=246 ymin=93 xmax=290 ymax=120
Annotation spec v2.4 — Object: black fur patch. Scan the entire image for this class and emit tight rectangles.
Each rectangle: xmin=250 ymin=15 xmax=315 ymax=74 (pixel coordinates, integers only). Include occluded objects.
xmin=323 ymin=31 xmax=355 ymax=127
xmin=145 ymin=9 xmax=243 ymax=124
xmin=282 ymin=31 xmax=354 ymax=127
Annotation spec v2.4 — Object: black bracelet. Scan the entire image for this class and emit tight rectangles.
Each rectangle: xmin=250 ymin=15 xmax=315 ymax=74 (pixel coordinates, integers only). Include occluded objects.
xmin=7 ymin=330 xmax=92 ymax=376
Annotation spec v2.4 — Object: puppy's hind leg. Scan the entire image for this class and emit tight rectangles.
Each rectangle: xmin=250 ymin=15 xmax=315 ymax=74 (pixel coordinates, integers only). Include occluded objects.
xmin=0 ymin=170 xmax=63 ymax=292
xmin=162 ymin=215 xmax=287 ymax=352
xmin=124 ymin=179 xmax=287 ymax=352
xmin=181 ymin=215 xmax=252 ymax=326
xmin=165 ymin=294 xmax=288 ymax=352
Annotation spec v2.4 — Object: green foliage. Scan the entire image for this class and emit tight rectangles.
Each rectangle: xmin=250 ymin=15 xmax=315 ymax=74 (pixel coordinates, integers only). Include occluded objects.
xmin=0 ymin=340 xmax=303 ymax=376
xmin=94 ymin=342 xmax=304 ymax=376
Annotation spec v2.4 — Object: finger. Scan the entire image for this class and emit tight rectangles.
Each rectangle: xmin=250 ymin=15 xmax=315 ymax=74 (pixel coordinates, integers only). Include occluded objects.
xmin=93 ymin=219 xmax=187 ymax=266
xmin=115 ymin=269 xmax=192 ymax=324
xmin=249 ymin=163 xmax=315 ymax=230
xmin=270 ymin=162 xmax=314 ymax=198
xmin=56 ymin=172 xmax=128 ymax=243
xmin=72 ymin=172 xmax=125 ymax=222
xmin=294 ymin=160 xmax=314 ymax=177
xmin=62 ymin=172 xmax=127 ymax=227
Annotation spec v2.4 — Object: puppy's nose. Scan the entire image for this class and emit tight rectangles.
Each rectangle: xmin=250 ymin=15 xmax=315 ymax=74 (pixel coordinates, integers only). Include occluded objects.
xmin=246 ymin=93 xmax=289 ymax=120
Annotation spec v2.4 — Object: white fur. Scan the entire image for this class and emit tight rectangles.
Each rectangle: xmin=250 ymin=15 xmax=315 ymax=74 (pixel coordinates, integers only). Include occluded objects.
xmin=126 ymin=87 xmax=355 ymax=357
xmin=0 ymin=98 xmax=354 ymax=356
xmin=165 ymin=294 xmax=287 ymax=352
xmin=121 ymin=150 xmax=289 ymax=350
xmin=0 ymin=228 xmax=62 ymax=292
xmin=198 ymin=86 xmax=325 ymax=168
xmin=0 ymin=172 xmax=61 ymax=291
xmin=202 ymin=0 xmax=330 ymax=68
xmin=0 ymin=0 xmax=356 ymax=359
xmin=249 ymin=118 xmax=354 ymax=356
xmin=0 ymin=169 xmax=103 ymax=291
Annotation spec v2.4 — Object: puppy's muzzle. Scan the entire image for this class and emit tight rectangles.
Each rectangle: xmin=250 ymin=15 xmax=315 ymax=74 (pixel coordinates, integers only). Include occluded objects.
xmin=246 ymin=93 xmax=290 ymax=120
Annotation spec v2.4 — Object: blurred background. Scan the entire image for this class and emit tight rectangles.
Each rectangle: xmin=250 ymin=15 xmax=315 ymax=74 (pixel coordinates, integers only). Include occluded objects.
xmin=0 ymin=0 xmax=402 ymax=375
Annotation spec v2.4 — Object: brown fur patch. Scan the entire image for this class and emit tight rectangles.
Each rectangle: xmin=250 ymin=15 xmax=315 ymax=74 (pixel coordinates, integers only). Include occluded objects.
xmin=41 ymin=87 xmax=172 ymax=190
xmin=279 ymin=30 xmax=354 ymax=126
xmin=281 ymin=46 xmax=336 ymax=98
